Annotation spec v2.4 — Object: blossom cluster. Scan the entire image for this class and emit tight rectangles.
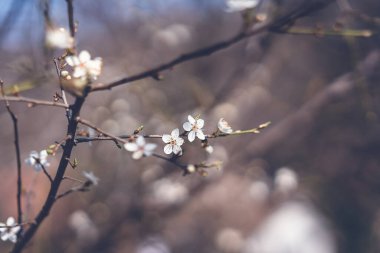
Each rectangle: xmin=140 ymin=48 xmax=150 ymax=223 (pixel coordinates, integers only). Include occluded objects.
xmin=124 ymin=115 xmax=235 ymax=160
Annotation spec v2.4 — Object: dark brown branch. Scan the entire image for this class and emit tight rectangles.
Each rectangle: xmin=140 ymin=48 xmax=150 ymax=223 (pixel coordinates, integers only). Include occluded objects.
xmin=66 ymin=0 xmax=75 ymax=37
xmin=40 ymin=164 xmax=53 ymax=184
xmin=90 ymin=1 xmax=334 ymax=92
xmin=11 ymin=97 xmax=85 ymax=253
xmin=0 ymin=96 xmax=68 ymax=108
xmin=0 ymin=81 xmax=23 ymax=235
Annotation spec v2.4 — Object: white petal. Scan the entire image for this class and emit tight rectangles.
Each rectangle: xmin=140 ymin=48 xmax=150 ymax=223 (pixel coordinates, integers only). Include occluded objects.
xmin=144 ymin=143 xmax=157 ymax=153
xmin=6 ymin=217 xmax=15 ymax=226
xmin=176 ymin=137 xmax=184 ymax=146
xmin=34 ymin=164 xmax=43 ymax=172
xmin=188 ymin=131 xmax=196 ymax=142
xmin=8 ymin=234 xmax=17 ymax=243
xmin=79 ymin=50 xmax=91 ymax=63
xmin=164 ymin=144 xmax=173 ymax=154
xmin=187 ymin=115 xmax=195 ymax=124
xmin=196 ymin=118 xmax=204 ymax=128
xmin=39 ymin=150 xmax=48 ymax=160
xmin=65 ymin=55 xmax=80 ymax=66
xmin=1 ymin=233 xmax=10 ymax=241
xmin=124 ymin=142 xmax=138 ymax=152
xmin=132 ymin=151 xmax=144 ymax=160
xmin=11 ymin=226 xmax=20 ymax=234
xmin=136 ymin=136 xmax=146 ymax=146
xmin=183 ymin=122 xmax=192 ymax=131
xmin=171 ymin=128 xmax=179 ymax=138
xmin=196 ymin=130 xmax=205 ymax=140
xmin=72 ymin=66 xmax=87 ymax=78
xmin=162 ymin=134 xmax=172 ymax=143
xmin=172 ymin=145 xmax=182 ymax=155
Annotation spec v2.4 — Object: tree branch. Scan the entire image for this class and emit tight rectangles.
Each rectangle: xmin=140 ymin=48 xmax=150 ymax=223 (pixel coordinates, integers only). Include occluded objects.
xmin=0 ymin=80 xmax=23 ymax=235
xmin=0 ymin=96 xmax=68 ymax=108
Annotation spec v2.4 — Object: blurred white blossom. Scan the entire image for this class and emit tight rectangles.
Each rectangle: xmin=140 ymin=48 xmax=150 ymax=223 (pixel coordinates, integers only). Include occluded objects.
xmin=25 ymin=150 xmax=50 ymax=172
xmin=162 ymin=128 xmax=184 ymax=155
xmin=0 ymin=217 xmax=20 ymax=243
xmin=205 ymin=145 xmax=214 ymax=154
xmin=216 ymin=228 xmax=244 ymax=253
xmin=218 ymin=118 xmax=233 ymax=134
xmin=183 ymin=115 xmax=205 ymax=142
xmin=226 ymin=0 xmax=260 ymax=12
xmin=124 ymin=136 xmax=157 ymax=159
xmin=69 ymin=210 xmax=98 ymax=243
xmin=274 ymin=167 xmax=298 ymax=194
xmin=46 ymin=27 xmax=74 ymax=49
xmin=243 ymin=202 xmax=336 ymax=253
xmin=137 ymin=237 xmax=171 ymax=253
xmin=65 ymin=50 xmax=103 ymax=81
xmin=151 ymin=178 xmax=188 ymax=205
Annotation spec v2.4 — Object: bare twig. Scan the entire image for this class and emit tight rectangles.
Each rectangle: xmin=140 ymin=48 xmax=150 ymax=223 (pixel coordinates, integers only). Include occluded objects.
xmin=76 ymin=117 xmax=127 ymax=144
xmin=0 ymin=80 xmax=23 ymax=235
xmin=39 ymin=164 xmax=53 ymax=184
xmin=0 ymin=96 xmax=68 ymax=108
xmin=90 ymin=1 xmax=334 ymax=92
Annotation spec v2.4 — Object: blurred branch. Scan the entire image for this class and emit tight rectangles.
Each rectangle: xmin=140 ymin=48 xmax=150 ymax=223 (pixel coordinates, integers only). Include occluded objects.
xmin=236 ymin=51 xmax=380 ymax=160
xmin=90 ymin=1 xmax=334 ymax=92
xmin=0 ymin=96 xmax=68 ymax=108
xmin=0 ymin=80 xmax=23 ymax=235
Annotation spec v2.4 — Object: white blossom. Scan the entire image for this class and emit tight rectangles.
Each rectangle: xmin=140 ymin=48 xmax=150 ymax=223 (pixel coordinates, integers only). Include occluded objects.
xmin=124 ymin=136 xmax=157 ymax=160
xmin=218 ymin=118 xmax=233 ymax=134
xmin=83 ymin=171 xmax=99 ymax=186
xmin=226 ymin=0 xmax=260 ymax=12
xmin=183 ymin=115 xmax=205 ymax=142
xmin=25 ymin=150 xmax=50 ymax=172
xmin=46 ymin=27 xmax=74 ymax=49
xmin=0 ymin=217 xmax=20 ymax=243
xmin=65 ymin=50 xmax=103 ymax=81
xmin=205 ymin=145 xmax=214 ymax=154
xmin=162 ymin=128 xmax=184 ymax=155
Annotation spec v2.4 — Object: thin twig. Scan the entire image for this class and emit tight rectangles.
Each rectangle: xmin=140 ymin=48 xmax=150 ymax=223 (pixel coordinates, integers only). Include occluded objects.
xmin=39 ymin=164 xmax=53 ymax=184
xmin=0 ymin=80 xmax=23 ymax=235
xmin=55 ymin=186 xmax=86 ymax=200
xmin=0 ymin=96 xmax=68 ymax=108
xmin=90 ymin=1 xmax=334 ymax=92
xmin=76 ymin=117 xmax=127 ymax=144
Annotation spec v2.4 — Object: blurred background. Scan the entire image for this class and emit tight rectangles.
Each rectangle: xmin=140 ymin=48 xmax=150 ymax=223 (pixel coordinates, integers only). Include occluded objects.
xmin=0 ymin=0 xmax=380 ymax=252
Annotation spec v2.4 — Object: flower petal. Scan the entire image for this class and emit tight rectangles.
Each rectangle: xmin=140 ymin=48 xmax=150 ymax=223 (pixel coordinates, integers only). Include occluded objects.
xmin=144 ymin=143 xmax=157 ymax=153
xmin=124 ymin=142 xmax=138 ymax=152
xmin=79 ymin=50 xmax=91 ymax=63
xmin=164 ymin=144 xmax=173 ymax=154
xmin=171 ymin=128 xmax=179 ymax=138
xmin=162 ymin=134 xmax=172 ymax=143
xmin=6 ymin=217 xmax=15 ymax=226
xmin=172 ymin=145 xmax=182 ymax=155
xmin=188 ymin=131 xmax=196 ymax=142
xmin=132 ymin=151 xmax=144 ymax=160
xmin=183 ymin=122 xmax=192 ymax=131
xmin=136 ymin=136 xmax=146 ymax=146
xmin=65 ymin=56 xmax=80 ymax=66
xmin=176 ymin=137 xmax=184 ymax=146
xmin=187 ymin=115 xmax=195 ymax=124
xmin=196 ymin=119 xmax=204 ymax=128
xmin=196 ymin=130 xmax=205 ymax=140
